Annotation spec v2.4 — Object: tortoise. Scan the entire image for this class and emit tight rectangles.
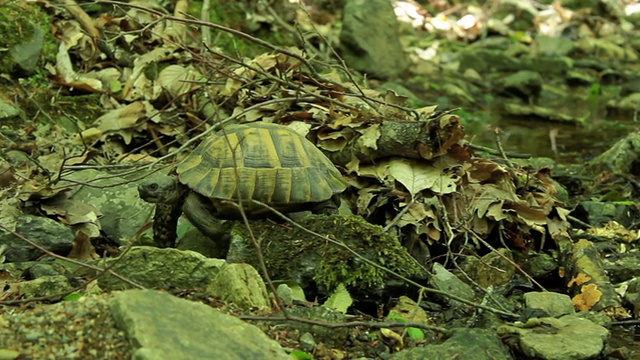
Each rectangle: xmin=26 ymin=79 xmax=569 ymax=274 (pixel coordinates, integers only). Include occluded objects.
xmin=138 ymin=122 xmax=347 ymax=248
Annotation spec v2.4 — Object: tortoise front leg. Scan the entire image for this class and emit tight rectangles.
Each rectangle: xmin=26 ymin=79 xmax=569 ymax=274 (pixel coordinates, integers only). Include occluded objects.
xmin=153 ymin=203 xmax=182 ymax=248
xmin=183 ymin=192 xmax=231 ymax=256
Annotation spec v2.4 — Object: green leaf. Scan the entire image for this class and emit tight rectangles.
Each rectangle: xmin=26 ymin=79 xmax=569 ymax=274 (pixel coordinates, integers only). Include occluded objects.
xmin=289 ymin=350 xmax=314 ymax=360
xmin=323 ymin=283 xmax=353 ymax=313
xmin=386 ymin=313 xmax=425 ymax=339
xmin=386 ymin=313 xmax=407 ymax=322
xmin=406 ymin=327 xmax=425 ymax=339
xmin=63 ymin=293 xmax=84 ymax=301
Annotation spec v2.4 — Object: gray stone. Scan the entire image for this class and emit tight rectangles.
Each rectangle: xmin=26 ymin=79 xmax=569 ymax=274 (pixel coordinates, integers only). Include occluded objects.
xmin=17 ymin=276 xmax=72 ymax=300
xmin=498 ymin=315 xmax=609 ymax=360
xmin=97 ymin=246 xmax=225 ymax=291
xmin=429 ymin=263 xmax=475 ymax=305
xmin=1 ymin=214 xmax=74 ymax=262
xmin=389 ymin=328 xmax=512 ymax=360
xmin=110 ymin=290 xmax=289 ymax=360
xmin=177 ymin=221 xmax=230 ymax=258
xmin=299 ymin=332 xmax=316 ymax=352
xmin=62 ymin=169 xmax=158 ymax=245
xmin=521 ymin=55 xmax=573 ymax=74
xmin=461 ymin=248 xmax=516 ymax=288
xmin=535 ymin=36 xmax=575 ymax=57
xmin=517 ymin=252 xmax=558 ymax=278
xmin=575 ymin=200 xmax=636 ymax=228
xmin=495 ymin=70 xmax=542 ymax=100
xmin=275 ymin=284 xmax=294 ymax=306
xmin=458 ymin=49 xmax=519 ymax=73
xmin=207 ymin=263 xmax=270 ymax=309
xmin=9 ymin=24 xmax=44 ymax=72
xmin=339 ymin=0 xmax=407 ymax=78
xmin=524 ymin=292 xmax=575 ymax=318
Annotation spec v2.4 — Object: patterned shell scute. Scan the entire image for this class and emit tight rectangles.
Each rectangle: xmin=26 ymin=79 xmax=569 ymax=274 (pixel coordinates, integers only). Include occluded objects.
xmin=176 ymin=123 xmax=346 ymax=205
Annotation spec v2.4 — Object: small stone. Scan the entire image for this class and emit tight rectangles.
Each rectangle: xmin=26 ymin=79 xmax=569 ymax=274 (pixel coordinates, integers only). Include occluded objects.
xmin=24 ymin=331 xmax=43 ymax=342
xmin=299 ymin=332 xmax=316 ymax=352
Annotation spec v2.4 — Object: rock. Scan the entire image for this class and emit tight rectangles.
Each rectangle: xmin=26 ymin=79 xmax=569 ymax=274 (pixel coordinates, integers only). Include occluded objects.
xmin=299 ymin=332 xmax=316 ymax=352
xmin=429 ymin=263 xmax=475 ymax=305
xmin=460 ymin=248 xmax=516 ymax=288
xmin=498 ymin=315 xmax=609 ymax=360
xmin=63 ymin=169 xmax=155 ymax=245
xmin=583 ymin=132 xmax=640 ymax=177
xmin=575 ymin=38 xmax=628 ymax=61
xmin=97 ymin=246 xmax=225 ymax=291
xmin=207 ymin=263 xmax=270 ymax=309
xmin=9 ymin=24 xmax=44 ymax=73
xmin=388 ymin=296 xmax=429 ymax=324
xmin=523 ymin=292 xmax=575 ymax=318
xmin=521 ymin=55 xmax=573 ymax=74
xmin=0 ymin=293 xmax=130 ymax=358
xmin=516 ymin=252 xmax=558 ymax=279
xmin=16 ymin=276 xmax=72 ymax=300
xmin=24 ymin=263 xmax=64 ymax=278
xmin=110 ymin=290 xmax=289 ymax=360
xmin=604 ymin=252 xmax=640 ymax=283
xmin=458 ymin=48 xmax=519 ymax=73
xmin=275 ymin=284 xmax=294 ymax=306
xmin=573 ymin=200 xmax=637 ymax=228
xmin=535 ymin=36 xmax=575 ymax=57
xmin=226 ymin=215 xmax=427 ymax=297
xmin=623 ymin=277 xmax=640 ymax=317
xmin=495 ymin=70 xmax=543 ymax=101
xmin=566 ymin=69 xmax=598 ymax=86
xmin=339 ymin=0 xmax=407 ymax=78
xmin=1 ymin=214 xmax=74 ymax=262
xmin=389 ymin=328 xmax=511 ymax=360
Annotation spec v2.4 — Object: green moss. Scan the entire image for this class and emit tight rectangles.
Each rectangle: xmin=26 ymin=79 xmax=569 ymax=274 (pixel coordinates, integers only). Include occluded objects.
xmin=232 ymin=215 xmax=427 ymax=293
xmin=186 ymin=0 xmax=297 ymax=57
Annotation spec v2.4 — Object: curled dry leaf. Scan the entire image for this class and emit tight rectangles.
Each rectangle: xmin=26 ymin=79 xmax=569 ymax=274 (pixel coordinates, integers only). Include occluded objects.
xmin=77 ymin=101 xmax=150 ymax=145
xmin=67 ymin=231 xmax=99 ymax=260
xmin=572 ymin=283 xmax=602 ymax=311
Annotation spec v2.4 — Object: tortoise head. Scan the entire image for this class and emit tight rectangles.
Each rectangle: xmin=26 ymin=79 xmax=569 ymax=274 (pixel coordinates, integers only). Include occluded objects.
xmin=138 ymin=175 xmax=188 ymax=205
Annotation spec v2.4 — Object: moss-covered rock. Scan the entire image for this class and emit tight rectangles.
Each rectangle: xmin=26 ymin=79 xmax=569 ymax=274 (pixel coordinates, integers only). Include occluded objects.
xmin=227 ymin=214 xmax=427 ymax=296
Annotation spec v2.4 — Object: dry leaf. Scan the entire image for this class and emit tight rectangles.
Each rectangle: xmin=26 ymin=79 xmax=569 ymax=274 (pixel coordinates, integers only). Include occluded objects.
xmin=572 ymin=284 xmax=602 ymax=311
xmin=388 ymin=158 xmax=458 ymax=196
xmin=567 ymin=273 xmax=592 ymax=287
xmin=67 ymin=232 xmax=99 ymax=260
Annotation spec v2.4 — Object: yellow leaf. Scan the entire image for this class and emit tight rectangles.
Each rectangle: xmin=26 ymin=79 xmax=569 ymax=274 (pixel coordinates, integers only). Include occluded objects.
xmin=572 ymin=284 xmax=602 ymax=311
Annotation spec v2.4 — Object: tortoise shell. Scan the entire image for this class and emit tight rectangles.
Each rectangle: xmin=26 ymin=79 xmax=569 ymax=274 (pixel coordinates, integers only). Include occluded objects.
xmin=176 ymin=122 xmax=346 ymax=207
